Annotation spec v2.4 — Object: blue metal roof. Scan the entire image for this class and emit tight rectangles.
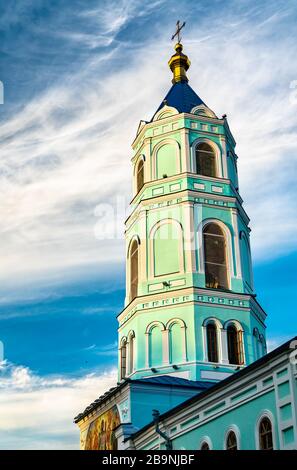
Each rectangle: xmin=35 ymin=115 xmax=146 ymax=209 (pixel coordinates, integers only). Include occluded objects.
xmin=152 ymin=81 xmax=205 ymax=119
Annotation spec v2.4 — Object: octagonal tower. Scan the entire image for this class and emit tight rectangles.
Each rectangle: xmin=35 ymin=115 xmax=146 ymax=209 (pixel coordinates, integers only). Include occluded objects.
xmin=117 ymin=42 xmax=267 ymax=383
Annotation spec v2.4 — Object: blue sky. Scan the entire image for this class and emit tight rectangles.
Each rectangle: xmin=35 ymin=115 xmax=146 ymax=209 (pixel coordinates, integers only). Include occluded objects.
xmin=0 ymin=0 xmax=296 ymax=449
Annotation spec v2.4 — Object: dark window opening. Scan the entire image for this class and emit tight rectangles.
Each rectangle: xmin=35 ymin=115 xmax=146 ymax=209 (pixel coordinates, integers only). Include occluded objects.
xmin=227 ymin=325 xmax=244 ymax=365
xmin=206 ymin=323 xmax=219 ymax=363
xmin=259 ymin=417 xmax=273 ymax=450
xmin=203 ymin=223 xmax=228 ymax=289
xmin=196 ymin=143 xmax=217 ymax=177
xmin=226 ymin=431 xmax=238 ymax=450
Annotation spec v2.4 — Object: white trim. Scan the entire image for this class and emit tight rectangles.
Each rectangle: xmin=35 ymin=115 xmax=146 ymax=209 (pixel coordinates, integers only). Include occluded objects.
xmin=152 ymin=105 xmax=179 ymax=122
xmin=199 ymin=435 xmax=213 ymax=450
xmin=191 ymin=104 xmax=217 ymax=119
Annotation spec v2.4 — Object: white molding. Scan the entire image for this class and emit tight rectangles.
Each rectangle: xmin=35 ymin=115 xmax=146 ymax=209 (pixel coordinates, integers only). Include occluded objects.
xmin=199 ymin=435 xmax=213 ymax=450
xmin=152 ymin=105 xmax=179 ymax=122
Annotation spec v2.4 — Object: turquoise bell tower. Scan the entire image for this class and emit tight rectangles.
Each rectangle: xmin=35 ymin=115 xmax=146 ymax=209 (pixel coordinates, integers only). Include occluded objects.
xmin=117 ymin=40 xmax=267 ymax=384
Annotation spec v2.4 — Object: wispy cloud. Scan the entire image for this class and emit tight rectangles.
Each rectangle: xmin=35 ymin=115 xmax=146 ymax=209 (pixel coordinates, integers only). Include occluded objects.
xmin=0 ymin=0 xmax=296 ymax=292
xmin=0 ymin=361 xmax=117 ymax=449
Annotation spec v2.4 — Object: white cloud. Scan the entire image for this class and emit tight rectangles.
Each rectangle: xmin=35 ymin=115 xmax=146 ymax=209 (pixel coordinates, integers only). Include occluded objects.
xmin=0 ymin=361 xmax=117 ymax=449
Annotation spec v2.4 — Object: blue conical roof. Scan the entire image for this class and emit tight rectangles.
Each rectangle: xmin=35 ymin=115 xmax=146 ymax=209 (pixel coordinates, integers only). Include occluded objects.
xmin=152 ymin=81 xmax=205 ymax=120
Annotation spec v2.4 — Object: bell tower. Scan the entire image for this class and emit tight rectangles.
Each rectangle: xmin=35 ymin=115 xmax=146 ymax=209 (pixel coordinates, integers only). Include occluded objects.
xmin=117 ymin=35 xmax=267 ymax=383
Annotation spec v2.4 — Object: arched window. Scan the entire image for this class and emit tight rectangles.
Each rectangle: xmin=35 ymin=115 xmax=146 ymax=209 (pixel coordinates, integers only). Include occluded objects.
xmin=200 ymin=441 xmax=210 ymax=450
xmin=153 ymin=221 xmax=182 ymax=277
xmin=120 ymin=339 xmax=127 ymax=380
xmin=203 ymin=223 xmax=228 ymax=290
xmin=149 ymin=325 xmax=163 ymax=367
xmin=227 ymin=325 xmax=244 ymax=365
xmin=226 ymin=430 xmax=238 ymax=450
xmin=169 ymin=322 xmax=184 ymax=364
xmin=128 ymin=332 xmax=135 ymax=375
xmin=136 ymin=159 xmax=144 ymax=193
xmin=259 ymin=417 xmax=273 ymax=450
xmin=206 ymin=322 xmax=219 ymax=363
xmin=196 ymin=143 xmax=217 ymax=177
xmin=130 ymin=239 xmax=139 ymax=301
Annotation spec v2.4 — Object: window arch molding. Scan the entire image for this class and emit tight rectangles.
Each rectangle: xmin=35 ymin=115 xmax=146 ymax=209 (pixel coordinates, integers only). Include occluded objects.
xmin=149 ymin=218 xmax=185 ymax=278
xmin=197 ymin=218 xmax=235 ymax=283
xmin=191 ymin=104 xmax=217 ymax=118
xmin=191 ymin=138 xmax=223 ymax=177
xmin=224 ymin=425 xmax=241 ymax=450
xmin=255 ymin=410 xmax=276 ymax=450
xmin=152 ymin=138 xmax=181 ymax=180
xmin=127 ymin=235 xmax=141 ymax=303
xmin=202 ymin=317 xmax=223 ymax=363
xmin=133 ymin=155 xmax=145 ymax=195
xmin=166 ymin=318 xmax=187 ymax=363
xmin=224 ymin=320 xmax=245 ymax=365
xmin=145 ymin=321 xmax=166 ymax=368
xmin=152 ymin=105 xmax=179 ymax=122
xmin=145 ymin=321 xmax=166 ymax=335
xmin=199 ymin=436 xmax=213 ymax=450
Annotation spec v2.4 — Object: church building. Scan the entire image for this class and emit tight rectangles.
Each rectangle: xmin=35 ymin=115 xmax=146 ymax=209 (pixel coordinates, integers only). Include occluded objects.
xmin=74 ymin=29 xmax=297 ymax=451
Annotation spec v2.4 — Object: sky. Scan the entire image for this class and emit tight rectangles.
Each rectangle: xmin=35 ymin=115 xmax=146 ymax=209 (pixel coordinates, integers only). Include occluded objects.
xmin=0 ymin=0 xmax=296 ymax=449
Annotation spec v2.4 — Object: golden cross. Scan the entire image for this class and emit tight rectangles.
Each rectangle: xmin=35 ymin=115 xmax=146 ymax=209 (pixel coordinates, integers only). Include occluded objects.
xmin=171 ymin=20 xmax=186 ymax=43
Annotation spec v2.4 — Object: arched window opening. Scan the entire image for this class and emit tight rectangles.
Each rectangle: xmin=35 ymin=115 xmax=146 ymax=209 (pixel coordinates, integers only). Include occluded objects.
xmin=200 ymin=441 xmax=210 ymax=450
xmin=226 ymin=431 xmax=238 ymax=450
xmin=227 ymin=325 xmax=244 ymax=365
xmin=153 ymin=222 xmax=181 ymax=277
xmin=206 ymin=322 xmax=219 ymax=363
xmin=196 ymin=143 xmax=217 ymax=177
xmin=203 ymin=223 xmax=228 ymax=290
xmin=259 ymin=417 xmax=273 ymax=450
xmin=128 ymin=333 xmax=135 ymax=375
xmin=120 ymin=340 xmax=127 ymax=380
xmin=169 ymin=322 xmax=184 ymax=364
xmin=149 ymin=326 xmax=163 ymax=367
xmin=130 ymin=240 xmax=139 ymax=301
xmin=136 ymin=159 xmax=144 ymax=193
